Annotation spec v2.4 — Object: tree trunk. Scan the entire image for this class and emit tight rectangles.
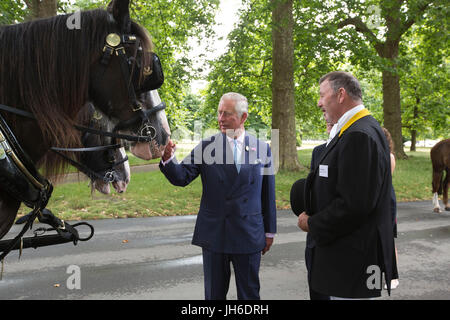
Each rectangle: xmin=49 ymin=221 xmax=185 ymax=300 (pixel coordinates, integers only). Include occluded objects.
xmin=410 ymin=129 xmax=417 ymax=152
xmin=379 ymin=40 xmax=408 ymax=159
xmin=382 ymin=69 xmax=406 ymax=159
xmin=410 ymin=100 xmax=419 ymax=152
xmin=27 ymin=0 xmax=57 ymax=20
xmin=271 ymin=0 xmax=301 ymax=171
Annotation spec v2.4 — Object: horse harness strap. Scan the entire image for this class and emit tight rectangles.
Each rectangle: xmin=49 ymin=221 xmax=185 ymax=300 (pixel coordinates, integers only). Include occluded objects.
xmin=100 ymin=33 xmax=142 ymax=112
xmin=0 ymin=98 xmax=164 ymax=187
xmin=0 ymin=110 xmax=52 ymax=208
xmin=99 ymin=33 xmax=166 ymax=138
xmin=50 ymin=147 xmax=128 ymax=183
xmin=0 ymin=103 xmax=126 ymax=183
xmin=73 ymin=99 xmax=167 ymax=143
xmin=0 ymin=108 xmax=93 ymax=261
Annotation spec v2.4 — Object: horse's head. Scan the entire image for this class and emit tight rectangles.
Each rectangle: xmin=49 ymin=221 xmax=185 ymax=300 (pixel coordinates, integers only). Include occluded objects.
xmin=85 ymin=145 xmax=131 ymax=195
xmin=78 ymin=104 xmax=130 ymax=195
xmin=88 ymin=0 xmax=170 ymax=161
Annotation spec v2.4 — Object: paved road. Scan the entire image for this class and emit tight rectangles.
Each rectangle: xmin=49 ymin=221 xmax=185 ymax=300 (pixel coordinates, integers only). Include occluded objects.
xmin=0 ymin=201 xmax=449 ymax=300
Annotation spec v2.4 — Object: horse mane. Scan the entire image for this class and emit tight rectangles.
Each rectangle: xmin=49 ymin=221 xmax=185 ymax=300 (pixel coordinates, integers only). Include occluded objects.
xmin=0 ymin=9 xmax=153 ymax=179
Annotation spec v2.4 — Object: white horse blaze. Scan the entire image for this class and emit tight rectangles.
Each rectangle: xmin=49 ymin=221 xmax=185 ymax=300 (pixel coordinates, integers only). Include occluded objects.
xmin=432 ymin=192 xmax=441 ymax=212
xmin=120 ymin=147 xmax=131 ymax=183
xmin=129 ymin=90 xmax=171 ymax=161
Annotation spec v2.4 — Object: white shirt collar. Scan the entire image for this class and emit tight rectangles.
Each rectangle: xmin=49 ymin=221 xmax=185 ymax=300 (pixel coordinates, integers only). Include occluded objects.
xmin=327 ymin=104 xmax=365 ymax=145
xmin=226 ymin=129 xmax=245 ymax=145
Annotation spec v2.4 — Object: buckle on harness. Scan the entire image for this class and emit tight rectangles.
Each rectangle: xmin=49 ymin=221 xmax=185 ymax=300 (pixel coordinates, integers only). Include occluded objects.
xmin=105 ymin=33 xmax=121 ymax=47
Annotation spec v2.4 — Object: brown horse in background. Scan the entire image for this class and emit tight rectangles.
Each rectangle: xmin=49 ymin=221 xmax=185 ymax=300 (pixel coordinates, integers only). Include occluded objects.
xmin=431 ymin=138 xmax=450 ymax=212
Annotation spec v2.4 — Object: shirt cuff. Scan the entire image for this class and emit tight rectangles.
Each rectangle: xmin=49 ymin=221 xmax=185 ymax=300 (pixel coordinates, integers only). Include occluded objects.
xmin=265 ymin=233 xmax=275 ymax=238
xmin=160 ymin=154 xmax=175 ymax=166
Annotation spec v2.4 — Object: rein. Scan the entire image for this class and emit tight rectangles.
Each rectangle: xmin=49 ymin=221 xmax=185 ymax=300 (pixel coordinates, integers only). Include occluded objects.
xmin=0 ymin=101 xmax=165 ymax=182
xmin=0 ymin=103 xmax=124 ymax=183
xmin=0 ymin=102 xmax=166 ymax=143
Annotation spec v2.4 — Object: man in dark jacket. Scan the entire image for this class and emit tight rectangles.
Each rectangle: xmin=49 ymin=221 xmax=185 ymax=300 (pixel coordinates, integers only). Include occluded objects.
xmin=304 ymin=120 xmax=333 ymax=300
xmin=298 ymin=71 xmax=395 ymax=299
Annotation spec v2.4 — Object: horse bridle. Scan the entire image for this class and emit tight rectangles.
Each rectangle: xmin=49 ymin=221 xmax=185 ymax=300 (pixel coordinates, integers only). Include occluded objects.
xmin=51 ymin=141 xmax=128 ymax=184
xmin=0 ymin=30 xmax=165 ymax=199
xmin=88 ymin=31 xmax=166 ymax=143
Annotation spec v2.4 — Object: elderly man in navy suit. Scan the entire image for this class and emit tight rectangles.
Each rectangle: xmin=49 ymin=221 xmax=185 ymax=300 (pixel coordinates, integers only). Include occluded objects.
xmin=159 ymin=92 xmax=277 ymax=300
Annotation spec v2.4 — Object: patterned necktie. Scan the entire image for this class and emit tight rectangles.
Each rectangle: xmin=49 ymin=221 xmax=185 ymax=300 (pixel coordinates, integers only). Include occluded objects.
xmin=233 ymin=139 xmax=240 ymax=173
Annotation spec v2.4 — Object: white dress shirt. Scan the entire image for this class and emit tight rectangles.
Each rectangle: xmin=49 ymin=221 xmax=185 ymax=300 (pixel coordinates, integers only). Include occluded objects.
xmin=327 ymin=104 xmax=365 ymax=146
xmin=226 ymin=130 xmax=245 ymax=166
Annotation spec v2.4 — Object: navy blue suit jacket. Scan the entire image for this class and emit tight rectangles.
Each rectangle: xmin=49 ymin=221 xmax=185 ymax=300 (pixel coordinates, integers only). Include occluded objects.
xmin=159 ymin=132 xmax=277 ymax=254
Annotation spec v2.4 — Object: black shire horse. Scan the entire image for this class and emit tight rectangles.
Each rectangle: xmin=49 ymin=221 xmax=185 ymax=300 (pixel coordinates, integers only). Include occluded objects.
xmin=0 ymin=0 xmax=170 ymax=242
xmin=77 ymin=103 xmax=131 ymax=195
xmin=49 ymin=102 xmax=131 ymax=195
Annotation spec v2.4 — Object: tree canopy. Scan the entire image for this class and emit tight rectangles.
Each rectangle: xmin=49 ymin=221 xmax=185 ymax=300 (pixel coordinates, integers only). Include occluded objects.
xmin=1 ymin=0 xmax=448 ymax=154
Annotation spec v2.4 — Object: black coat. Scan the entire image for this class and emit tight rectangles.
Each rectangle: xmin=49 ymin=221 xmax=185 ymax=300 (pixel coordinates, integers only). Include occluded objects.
xmin=305 ymin=115 xmax=395 ymax=298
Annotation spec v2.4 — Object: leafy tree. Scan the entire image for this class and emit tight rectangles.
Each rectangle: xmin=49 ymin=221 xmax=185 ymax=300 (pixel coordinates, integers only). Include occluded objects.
xmin=399 ymin=8 xmax=449 ymax=149
xmin=0 ymin=0 xmax=65 ymax=23
xmin=0 ymin=1 xmax=29 ymax=24
xmin=203 ymin=0 xmax=346 ymax=169
xmin=272 ymin=0 xmax=300 ymax=170
xmin=26 ymin=0 xmax=58 ymax=18
xmin=308 ymin=0 xmax=444 ymax=158
xmin=202 ymin=0 xmax=273 ymax=133
xmin=68 ymin=0 xmax=220 ymax=131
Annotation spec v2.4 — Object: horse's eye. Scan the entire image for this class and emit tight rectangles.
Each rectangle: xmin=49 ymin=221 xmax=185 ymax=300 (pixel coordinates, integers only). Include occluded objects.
xmin=106 ymin=151 xmax=115 ymax=163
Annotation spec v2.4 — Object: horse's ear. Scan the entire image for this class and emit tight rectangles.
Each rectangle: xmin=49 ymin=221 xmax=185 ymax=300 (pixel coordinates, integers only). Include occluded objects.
xmin=107 ymin=0 xmax=131 ymax=33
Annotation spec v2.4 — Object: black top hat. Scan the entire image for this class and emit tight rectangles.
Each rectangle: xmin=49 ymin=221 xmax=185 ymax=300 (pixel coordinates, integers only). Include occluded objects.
xmin=290 ymin=178 xmax=306 ymax=216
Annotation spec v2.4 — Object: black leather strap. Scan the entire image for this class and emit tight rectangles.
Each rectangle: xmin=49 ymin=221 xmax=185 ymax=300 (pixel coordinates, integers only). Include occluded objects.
xmin=50 ymin=148 xmax=126 ymax=182
xmin=51 ymin=144 xmax=121 ymax=153
xmin=0 ymin=104 xmax=34 ymax=119
xmin=112 ymin=101 xmax=166 ymax=133
xmin=0 ymin=112 xmax=50 ymax=190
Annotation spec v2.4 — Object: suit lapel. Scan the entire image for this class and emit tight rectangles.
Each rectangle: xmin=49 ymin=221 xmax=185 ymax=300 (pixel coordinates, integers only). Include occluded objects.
xmin=305 ymin=135 xmax=339 ymax=216
xmin=314 ymin=114 xmax=373 ymax=174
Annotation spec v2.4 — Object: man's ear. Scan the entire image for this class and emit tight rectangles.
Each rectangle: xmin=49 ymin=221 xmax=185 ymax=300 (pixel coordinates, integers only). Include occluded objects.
xmin=338 ymin=88 xmax=346 ymax=104
xmin=240 ymin=112 xmax=248 ymax=125
xmin=107 ymin=0 xmax=131 ymax=33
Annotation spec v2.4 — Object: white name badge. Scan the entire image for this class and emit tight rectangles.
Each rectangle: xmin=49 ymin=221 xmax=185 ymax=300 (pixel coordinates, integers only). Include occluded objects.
xmin=319 ymin=165 xmax=328 ymax=178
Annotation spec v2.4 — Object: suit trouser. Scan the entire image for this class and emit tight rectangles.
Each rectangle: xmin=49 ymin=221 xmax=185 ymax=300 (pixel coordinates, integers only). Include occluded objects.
xmin=202 ymin=248 xmax=261 ymax=300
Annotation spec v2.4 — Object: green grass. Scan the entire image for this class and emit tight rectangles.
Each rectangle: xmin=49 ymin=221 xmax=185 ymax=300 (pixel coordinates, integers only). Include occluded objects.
xmin=393 ymin=151 xmax=433 ymax=201
xmin=18 ymin=170 xmax=203 ymax=220
xmin=17 ymin=148 xmax=434 ymax=220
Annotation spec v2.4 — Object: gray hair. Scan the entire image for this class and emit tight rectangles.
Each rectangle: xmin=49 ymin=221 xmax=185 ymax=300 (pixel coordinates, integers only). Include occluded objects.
xmin=219 ymin=92 xmax=248 ymax=118
xmin=319 ymin=71 xmax=362 ymax=102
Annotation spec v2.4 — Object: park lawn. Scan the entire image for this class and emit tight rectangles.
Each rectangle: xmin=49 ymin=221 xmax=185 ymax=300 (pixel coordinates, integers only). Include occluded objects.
xmin=17 ymin=149 xmax=434 ymax=220
xmin=393 ymin=151 xmax=433 ymax=201
xmin=61 ymin=150 xmax=160 ymax=173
